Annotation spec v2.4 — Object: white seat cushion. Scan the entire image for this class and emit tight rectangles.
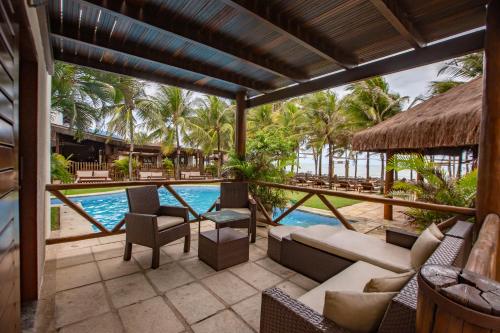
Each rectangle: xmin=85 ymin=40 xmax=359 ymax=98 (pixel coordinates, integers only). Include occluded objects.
xmin=298 ymin=261 xmax=398 ymax=313
xmin=76 ymin=171 xmax=93 ymax=177
xmin=269 ymin=225 xmax=304 ymax=240
xmin=291 ymin=229 xmax=412 ymax=273
xmin=156 ymin=216 xmax=185 ymax=231
xmin=93 ymin=170 xmax=109 ymax=177
xmin=220 ymin=208 xmax=251 ymax=215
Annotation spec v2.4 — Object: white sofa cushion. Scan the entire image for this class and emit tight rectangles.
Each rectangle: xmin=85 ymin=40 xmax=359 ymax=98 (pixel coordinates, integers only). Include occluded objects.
xmin=428 ymin=223 xmax=445 ymax=240
xmin=220 ymin=208 xmax=251 ymax=215
xmin=269 ymin=225 xmax=304 ymax=240
xmin=76 ymin=170 xmax=93 ymax=177
xmin=410 ymin=228 xmax=441 ymax=269
xmin=291 ymin=228 xmax=412 ymax=273
xmin=157 ymin=216 xmax=184 ymax=231
xmin=297 ymin=261 xmax=398 ymax=313
xmin=363 ymin=270 xmax=415 ymax=293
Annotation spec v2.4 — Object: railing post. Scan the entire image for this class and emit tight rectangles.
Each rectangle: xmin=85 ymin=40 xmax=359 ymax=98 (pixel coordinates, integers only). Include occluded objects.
xmin=384 ymin=150 xmax=394 ymax=220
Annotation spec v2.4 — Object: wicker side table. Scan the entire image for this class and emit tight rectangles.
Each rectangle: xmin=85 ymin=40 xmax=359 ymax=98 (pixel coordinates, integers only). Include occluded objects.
xmin=198 ymin=228 xmax=249 ymax=270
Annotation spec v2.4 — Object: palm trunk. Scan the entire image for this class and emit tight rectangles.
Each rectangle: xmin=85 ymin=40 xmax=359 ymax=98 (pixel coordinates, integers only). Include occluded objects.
xmin=366 ymin=152 xmax=370 ymax=180
xmin=318 ymin=147 xmax=323 ymax=177
xmin=354 ymin=152 xmax=358 ymax=179
xmin=217 ymin=129 xmax=222 ymax=177
xmin=328 ymin=141 xmax=333 ymax=189
xmin=175 ymin=125 xmax=181 ymax=179
xmin=312 ymin=147 xmax=318 ymax=176
xmin=296 ymin=146 xmax=300 ymax=173
xmin=380 ymin=153 xmax=385 ymax=181
xmin=129 ymin=111 xmax=134 ymax=181
xmin=344 ymin=150 xmax=349 ymax=178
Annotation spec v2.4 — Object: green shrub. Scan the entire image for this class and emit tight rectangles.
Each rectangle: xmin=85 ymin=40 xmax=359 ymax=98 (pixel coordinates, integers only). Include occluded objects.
xmin=51 ymin=153 xmax=73 ymax=183
xmin=162 ymin=157 xmax=174 ymax=172
xmin=204 ymin=163 xmax=218 ymax=177
xmin=113 ymin=157 xmax=140 ymax=177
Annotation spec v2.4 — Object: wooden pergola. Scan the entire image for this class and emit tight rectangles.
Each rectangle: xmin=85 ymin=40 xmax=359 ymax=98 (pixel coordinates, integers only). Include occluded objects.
xmin=43 ymin=0 xmax=498 ymax=233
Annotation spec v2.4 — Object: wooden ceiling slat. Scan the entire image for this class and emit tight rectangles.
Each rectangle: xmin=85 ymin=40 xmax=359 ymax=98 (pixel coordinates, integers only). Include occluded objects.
xmin=52 ymin=18 xmax=275 ymax=93
xmin=219 ymin=0 xmax=358 ymax=68
xmin=78 ymin=0 xmax=309 ymax=82
xmin=247 ymin=30 xmax=484 ymax=108
xmin=369 ymin=0 xmax=426 ymax=49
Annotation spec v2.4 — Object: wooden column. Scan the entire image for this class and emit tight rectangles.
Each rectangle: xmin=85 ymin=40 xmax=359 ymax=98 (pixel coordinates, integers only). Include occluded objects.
xmin=384 ymin=150 xmax=394 ymax=220
xmin=477 ymin=0 xmax=500 ymax=231
xmin=235 ymin=91 xmax=247 ymax=160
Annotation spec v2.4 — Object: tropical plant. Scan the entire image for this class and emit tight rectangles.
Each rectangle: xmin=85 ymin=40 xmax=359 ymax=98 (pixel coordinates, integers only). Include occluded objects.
xmin=162 ymin=157 xmax=174 ymax=172
xmin=51 ymin=62 xmax=114 ymax=139
xmin=186 ymin=95 xmax=234 ymax=176
xmin=247 ymin=104 xmax=274 ymax=136
xmin=204 ymin=163 xmax=218 ymax=177
xmin=428 ymin=52 xmax=483 ymax=96
xmin=387 ymin=154 xmax=477 ymax=228
xmin=139 ymin=86 xmax=193 ymax=179
xmin=113 ymin=157 xmax=140 ymax=178
xmin=50 ymin=153 xmax=73 ymax=183
xmin=224 ymin=128 xmax=296 ymax=210
xmin=275 ymin=100 xmax=306 ymax=172
xmin=344 ymin=76 xmax=407 ymax=179
xmin=303 ymin=91 xmax=350 ymax=187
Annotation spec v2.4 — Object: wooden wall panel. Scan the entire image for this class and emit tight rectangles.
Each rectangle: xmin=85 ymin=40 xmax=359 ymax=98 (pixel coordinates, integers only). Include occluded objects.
xmin=0 ymin=117 xmax=14 ymax=146
xmin=0 ymin=91 xmax=13 ymax=121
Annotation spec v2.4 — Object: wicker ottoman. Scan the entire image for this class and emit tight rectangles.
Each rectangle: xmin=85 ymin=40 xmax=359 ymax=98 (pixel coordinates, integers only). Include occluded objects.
xmin=268 ymin=226 xmax=304 ymax=263
xmin=199 ymin=228 xmax=249 ymax=271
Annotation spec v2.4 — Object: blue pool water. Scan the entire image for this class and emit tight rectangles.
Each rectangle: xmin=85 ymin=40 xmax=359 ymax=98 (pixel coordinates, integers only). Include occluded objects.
xmin=51 ymin=186 xmax=341 ymax=231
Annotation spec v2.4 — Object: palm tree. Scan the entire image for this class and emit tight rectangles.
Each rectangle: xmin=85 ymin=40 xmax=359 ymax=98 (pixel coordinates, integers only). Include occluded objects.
xmin=344 ymin=76 xmax=407 ymax=179
xmin=304 ymin=91 xmax=349 ymax=188
xmin=139 ymin=86 xmax=193 ymax=179
xmin=428 ymin=52 xmax=483 ymax=96
xmin=51 ymin=62 xmax=114 ymax=139
xmin=99 ymin=74 xmax=148 ymax=179
xmin=275 ymin=100 xmax=306 ymax=173
xmin=186 ymin=95 xmax=234 ymax=176
xmin=247 ymin=104 xmax=274 ymax=136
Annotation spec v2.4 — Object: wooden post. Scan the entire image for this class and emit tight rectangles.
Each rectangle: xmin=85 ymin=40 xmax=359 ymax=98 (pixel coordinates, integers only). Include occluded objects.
xmin=384 ymin=150 xmax=394 ymax=220
xmin=477 ymin=0 xmax=500 ymax=233
xmin=235 ymin=91 xmax=247 ymax=160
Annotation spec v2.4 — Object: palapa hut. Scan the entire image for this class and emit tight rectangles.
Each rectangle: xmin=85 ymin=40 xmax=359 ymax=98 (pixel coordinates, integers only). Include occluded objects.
xmin=351 ymin=77 xmax=482 ymax=220
xmin=352 ymin=77 xmax=482 ymax=155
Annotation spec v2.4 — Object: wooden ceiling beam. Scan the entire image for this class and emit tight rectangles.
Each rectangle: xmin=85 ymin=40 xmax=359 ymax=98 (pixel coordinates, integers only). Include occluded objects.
xmin=51 ymin=19 xmax=274 ymax=93
xmin=221 ymin=0 xmax=358 ymax=68
xmin=369 ymin=0 xmax=426 ymax=49
xmin=51 ymin=39 xmax=237 ymax=99
xmin=77 ymin=0 xmax=309 ymax=82
xmin=247 ymin=30 xmax=484 ymax=108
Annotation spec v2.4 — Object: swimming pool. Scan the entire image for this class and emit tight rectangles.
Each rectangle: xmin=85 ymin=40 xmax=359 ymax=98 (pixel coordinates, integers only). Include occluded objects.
xmin=51 ymin=186 xmax=341 ymax=231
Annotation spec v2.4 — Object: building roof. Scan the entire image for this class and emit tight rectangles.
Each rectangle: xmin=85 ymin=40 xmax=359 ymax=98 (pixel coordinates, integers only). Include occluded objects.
xmin=351 ymin=77 xmax=482 ymax=153
xmin=47 ymin=0 xmax=486 ymax=106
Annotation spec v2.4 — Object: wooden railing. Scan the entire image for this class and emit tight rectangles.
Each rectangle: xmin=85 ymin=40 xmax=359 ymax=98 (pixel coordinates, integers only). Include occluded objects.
xmin=46 ymin=179 xmax=477 ymax=244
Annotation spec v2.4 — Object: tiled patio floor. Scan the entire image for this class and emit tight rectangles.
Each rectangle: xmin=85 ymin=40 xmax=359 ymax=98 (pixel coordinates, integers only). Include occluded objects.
xmin=30 ymin=223 xmax=320 ymax=333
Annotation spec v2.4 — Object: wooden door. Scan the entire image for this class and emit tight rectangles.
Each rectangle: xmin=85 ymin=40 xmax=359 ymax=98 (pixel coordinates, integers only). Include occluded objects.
xmin=0 ymin=0 xmax=20 ymax=331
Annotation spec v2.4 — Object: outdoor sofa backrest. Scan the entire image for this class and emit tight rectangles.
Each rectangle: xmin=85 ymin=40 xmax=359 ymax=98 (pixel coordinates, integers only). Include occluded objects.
xmin=76 ymin=170 xmax=93 ymax=178
xmin=93 ymin=170 xmax=109 ymax=178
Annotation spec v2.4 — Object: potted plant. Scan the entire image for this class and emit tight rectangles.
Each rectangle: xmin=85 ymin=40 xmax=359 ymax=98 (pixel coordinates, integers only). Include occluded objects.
xmin=224 ymin=128 xmax=295 ymax=223
xmin=51 ymin=153 xmax=73 ymax=184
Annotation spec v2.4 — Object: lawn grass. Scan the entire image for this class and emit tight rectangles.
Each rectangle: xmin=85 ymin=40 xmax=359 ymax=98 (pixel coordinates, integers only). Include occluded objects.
xmin=51 ymin=206 xmax=60 ymax=230
xmin=286 ymin=191 xmax=361 ymax=210
xmin=60 ymin=186 xmax=128 ymax=196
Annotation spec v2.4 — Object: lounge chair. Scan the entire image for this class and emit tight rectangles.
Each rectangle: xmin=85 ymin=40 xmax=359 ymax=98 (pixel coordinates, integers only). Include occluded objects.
xmin=124 ymin=185 xmax=190 ymax=269
xmin=356 ymin=181 xmax=381 ymax=193
xmin=75 ymin=170 xmax=111 ymax=183
xmin=75 ymin=170 xmax=93 ymax=183
xmin=215 ymin=182 xmax=257 ymax=243
xmin=139 ymin=171 xmax=167 ymax=180
xmin=261 ymin=221 xmax=473 ymax=333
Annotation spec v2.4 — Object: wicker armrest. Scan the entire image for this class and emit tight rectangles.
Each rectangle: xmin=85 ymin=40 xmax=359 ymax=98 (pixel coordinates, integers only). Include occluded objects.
xmin=158 ymin=205 xmax=188 ymax=220
xmin=260 ymin=287 xmax=349 ymax=333
xmin=386 ymin=227 xmax=418 ymax=249
xmin=125 ymin=213 xmax=158 ymax=243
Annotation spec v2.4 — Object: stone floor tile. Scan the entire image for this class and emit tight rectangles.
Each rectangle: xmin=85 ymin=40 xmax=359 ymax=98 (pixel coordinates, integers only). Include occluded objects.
xmin=98 ymin=234 xmax=126 ymax=244
xmin=179 ymin=257 xmax=216 ymax=279
xmin=166 ymin=282 xmax=224 ymax=324
xmin=289 ymin=273 xmax=320 ymax=291
xmin=118 ymin=296 xmax=184 ymax=333
xmin=97 ymin=257 xmax=141 ymax=280
xmin=191 ymin=310 xmax=253 ymax=333
xmin=133 ymin=249 xmax=173 ymax=269
xmin=56 ymin=262 xmax=101 ymax=292
xmin=122 ymin=242 xmax=151 ymax=254
xmin=92 ymin=242 xmax=124 ymax=261
xmin=55 ymin=283 xmax=110 ymax=328
xmin=56 ymin=247 xmax=94 ymax=269
xmin=249 ymin=245 xmax=267 ymax=261
xmin=275 ymin=281 xmax=307 ymax=298
xmin=105 ymin=273 xmax=157 ymax=308
xmin=146 ymin=262 xmax=194 ymax=292
xmin=59 ymin=312 xmax=123 ymax=333
xmin=255 ymin=257 xmax=295 ymax=278
xmin=231 ymin=293 xmax=262 ymax=332
xmin=230 ymin=262 xmax=283 ymax=290
xmin=58 ymin=238 xmax=100 ymax=250
xmin=161 ymin=243 xmax=197 ymax=261
xmin=202 ymin=271 xmax=257 ymax=305
xmin=254 ymin=237 xmax=268 ymax=251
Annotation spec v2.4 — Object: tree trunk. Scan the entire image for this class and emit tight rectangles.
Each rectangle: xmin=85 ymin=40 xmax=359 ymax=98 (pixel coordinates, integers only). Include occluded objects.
xmin=344 ymin=150 xmax=349 ymax=178
xmin=312 ymin=147 xmax=318 ymax=176
xmin=380 ymin=153 xmax=385 ymax=181
xmin=198 ymin=151 xmax=204 ymax=173
xmin=366 ymin=152 xmax=370 ymax=180
xmin=318 ymin=147 xmax=323 ymax=177
xmin=296 ymin=146 xmax=300 ymax=173
xmin=328 ymin=142 xmax=333 ymax=189
xmin=129 ymin=111 xmax=134 ymax=180
xmin=217 ymin=129 xmax=222 ymax=177
xmin=354 ymin=152 xmax=358 ymax=179
xmin=457 ymin=151 xmax=463 ymax=178
xmin=175 ymin=125 xmax=181 ymax=179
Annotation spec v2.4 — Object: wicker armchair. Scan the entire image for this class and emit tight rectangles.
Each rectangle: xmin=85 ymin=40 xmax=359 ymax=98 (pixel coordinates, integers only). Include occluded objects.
xmin=216 ymin=182 xmax=257 ymax=243
xmin=124 ymin=185 xmax=190 ymax=269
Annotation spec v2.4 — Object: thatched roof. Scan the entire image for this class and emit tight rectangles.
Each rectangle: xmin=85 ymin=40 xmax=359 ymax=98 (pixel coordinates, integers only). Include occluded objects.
xmin=351 ymin=77 xmax=482 ymax=153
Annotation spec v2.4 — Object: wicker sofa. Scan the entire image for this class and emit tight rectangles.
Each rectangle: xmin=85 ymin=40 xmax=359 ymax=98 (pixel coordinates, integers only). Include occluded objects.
xmin=261 ymin=221 xmax=473 ymax=333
